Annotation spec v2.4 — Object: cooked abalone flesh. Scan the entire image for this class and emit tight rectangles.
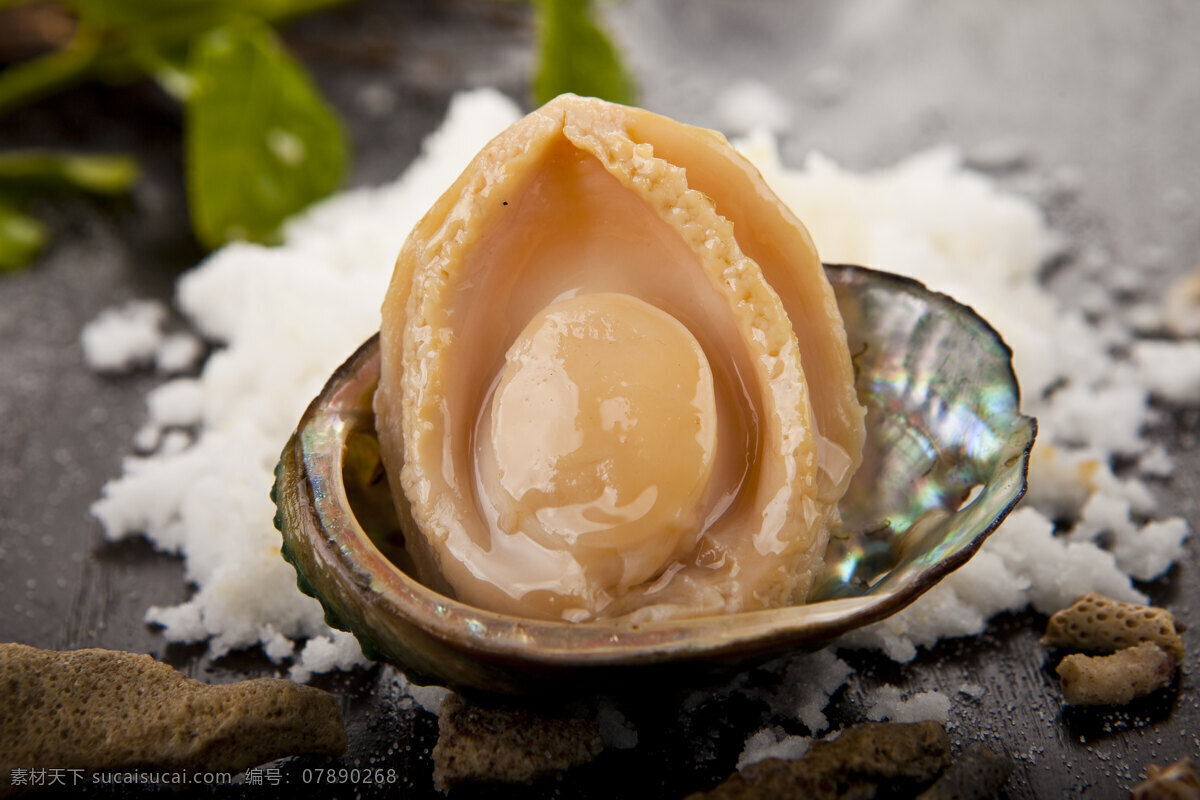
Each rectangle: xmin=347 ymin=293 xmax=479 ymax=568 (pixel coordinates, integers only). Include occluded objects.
xmin=374 ymin=94 xmax=866 ymax=623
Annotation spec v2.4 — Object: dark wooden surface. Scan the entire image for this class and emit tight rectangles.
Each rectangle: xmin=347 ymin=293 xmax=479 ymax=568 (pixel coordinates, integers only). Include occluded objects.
xmin=2 ymin=1 xmax=1198 ymax=797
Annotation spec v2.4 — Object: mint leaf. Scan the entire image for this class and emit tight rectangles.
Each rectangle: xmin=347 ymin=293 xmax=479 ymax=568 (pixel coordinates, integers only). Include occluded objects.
xmin=533 ymin=0 xmax=635 ymax=106
xmin=184 ymin=19 xmax=346 ymax=248
xmin=0 ymin=151 xmax=139 ymax=195
xmin=0 ymin=33 xmax=102 ymax=118
xmin=0 ymin=202 xmax=48 ymax=272
xmin=63 ymin=0 xmax=348 ymax=34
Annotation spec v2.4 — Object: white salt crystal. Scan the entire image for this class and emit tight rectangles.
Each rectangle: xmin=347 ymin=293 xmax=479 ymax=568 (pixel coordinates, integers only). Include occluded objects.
xmin=133 ymin=424 xmax=161 ymax=453
xmin=155 ymin=331 xmax=206 ymax=374
xmin=1133 ymin=339 xmax=1200 ymax=403
xmin=392 ymin=669 xmax=452 ymax=715
xmin=958 ymin=682 xmax=986 ymax=700
xmin=1026 ymin=443 xmax=1158 ymax=522
xmin=1078 ymin=283 xmax=1118 ymax=316
xmin=1108 ymin=265 xmax=1146 ymax=294
xmin=789 ymin=650 xmax=855 ymax=734
xmin=145 ymin=600 xmax=207 ymax=643
xmin=1118 ymin=477 xmax=1160 ymax=516
xmin=736 ymin=727 xmax=811 ymax=770
xmin=714 ymin=79 xmax=793 ymax=133
xmin=714 ymin=648 xmax=854 ymax=744
xmin=262 ymin=629 xmax=295 ymax=664
xmin=748 ymin=649 xmax=854 ymax=734
xmin=842 ymin=547 xmax=1027 ymax=662
xmin=1125 ymin=301 xmax=1165 ymax=335
xmin=81 ymin=299 xmax=167 ymax=373
xmin=1039 ymin=383 xmax=1149 ymax=457
xmin=289 ymin=630 xmax=371 ymax=682
xmin=287 ymin=664 xmax=314 ymax=684
xmin=158 ymin=430 xmax=191 ymax=455
xmin=984 ymin=508 xmax=1145 ymax=614
xmin=865 ymin=686 xmax=951 ymax=724
xmin=408 ymin=684 xmax=452 ymax=715
xmin=1069 ymin=493 xmax=1134 ymax=544
xmin=1113 ymin=518 xmax=1190 ymax=582
xmin=145 ymin=378 xmax=204 ymax=428
xmin=848 ymin=505 xmax=1150 ymax=660
xmin=1139 ymin=445 xmax=1175 ymax=478
xmin=1025 ymin=444 xmax=1104 ymax=520
xmin=93 ymin=446 xmax=210 ymax=550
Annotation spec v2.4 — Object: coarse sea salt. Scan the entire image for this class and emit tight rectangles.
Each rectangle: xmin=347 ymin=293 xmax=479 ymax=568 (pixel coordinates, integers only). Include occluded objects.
xmin=736 ymin=727 xmax=811 ymax=770
xmin=88 ymin=90 xmax=1195 ymax=712
xmin=714 ymin=78 xmax=793 ymax=134
xmin=81 ymin=298 xmax=207 ymax=376
xmin=864 ymin=686 xmax=952 ymax=724
xmin=81 ymin=299 xmax=169 ymax=373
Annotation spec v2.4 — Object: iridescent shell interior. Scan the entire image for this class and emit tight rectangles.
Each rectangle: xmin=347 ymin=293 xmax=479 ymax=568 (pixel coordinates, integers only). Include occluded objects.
xmin=273 ymin=263 xmax=1035 ymax=694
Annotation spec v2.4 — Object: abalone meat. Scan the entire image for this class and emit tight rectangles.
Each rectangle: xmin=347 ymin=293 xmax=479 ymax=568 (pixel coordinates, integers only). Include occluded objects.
xmin=373 ymin=94 xmax=866 ymax=623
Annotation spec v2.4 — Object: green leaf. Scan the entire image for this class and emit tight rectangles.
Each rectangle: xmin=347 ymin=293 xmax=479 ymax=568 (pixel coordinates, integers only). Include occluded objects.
xmin=0 ymin=202 xmax=48 ymax=272
xmin=56 ymin=0 xmax=352 ymax=98
xmin=0 ymin=151 xmax=140 ymax=195
xmin=0 ymin=33 xmax=102 ymax=118
xmin=533 ymin=0 xmax=635 ymax=106
xmin=139 ymin=44 xmax=197 ymax=101
xmin=184 ymin=19 xmax=346 ymax=248
xmin=63 ymin=0 xmax=350 ymax=36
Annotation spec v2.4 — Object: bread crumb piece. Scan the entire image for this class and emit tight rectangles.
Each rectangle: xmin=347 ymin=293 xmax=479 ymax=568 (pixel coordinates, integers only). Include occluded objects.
xmin=432 ymin=694 xmax=604 ymax=792
xmin=1041 ymin=592 xmax=1185 ymax=660
xmin=1131 ymin=758 xmax=1200 ymax=800
xmin=1056 ymin=642 xmax=1176 ymax=706
xmin=690 ymin=721 xmax=951 ymax=799
xmin=0 ymin=643 xmax=346 ymax=791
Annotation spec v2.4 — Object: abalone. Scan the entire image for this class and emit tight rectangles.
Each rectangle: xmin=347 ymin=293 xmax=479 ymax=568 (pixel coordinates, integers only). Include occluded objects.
xmin=373 ymin=94 xmax=866 ymax=623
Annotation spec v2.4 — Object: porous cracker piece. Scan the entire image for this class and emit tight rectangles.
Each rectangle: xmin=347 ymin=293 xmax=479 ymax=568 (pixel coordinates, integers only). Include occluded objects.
xmin=915 ymin=742 xmax=1013 ymax=799
xmin=1041 ymin=592 xmax=1185 ymax=661
xmin=0 ymin=643 xmax=345 ymax=793
xmin=432 ymin=694 xmax=604 ymax=792
xmin=1055 ymin=641 xmax=1176 ymax=706
xmin=1131 ymin=758 xmax=1200 ymax=800
xmin=689 ymin=721 xmax=951 ymax=799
